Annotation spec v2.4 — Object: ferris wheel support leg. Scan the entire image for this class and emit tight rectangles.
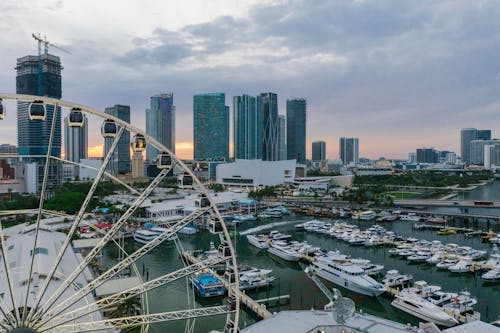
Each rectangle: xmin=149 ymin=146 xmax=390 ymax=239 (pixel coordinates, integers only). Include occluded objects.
xmin=25 ymin=127 xmax=125 ymax=324
xmin=31 ymin=167 xmax=170 ymax=325
xmin=21 ymin=102 xmax=58 ymax=326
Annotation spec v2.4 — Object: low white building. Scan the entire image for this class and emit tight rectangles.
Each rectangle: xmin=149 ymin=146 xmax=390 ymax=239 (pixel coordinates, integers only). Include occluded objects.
xmin=216 ymin=159 xmax=296 ymax=186
xmin=79 ymin=158 xmax=104 ymax=180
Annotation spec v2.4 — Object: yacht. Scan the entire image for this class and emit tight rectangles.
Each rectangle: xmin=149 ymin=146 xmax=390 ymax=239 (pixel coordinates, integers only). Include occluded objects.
xmin=426 ymin=290 xmax=458 ymax=306
xmin=482 ymin=267 xmax=500 ymax=281
xmin=150 ymin=227 xmax=178 ymax=240
xmin=484 ymin=245 xmax=500 ymax=268
xmin=449 ymin=258 xmax=476 ymax=273
xmin=426 ymin=253 xmax=445 ymax=265
xmin=359 ymin=210 xmax=376 ymax=221
xmin=436 ymin=258 xmax=459 ymax=270
xmin=427 ymin=216 xmax=447 ymax=224
xmin=246 ymin=234 xmax=269 ymax=249
xmin=133 ymin=229 xmax=176 ymax=244
xmin=399 ymin=213 xmax=421 ymax=222
xmin=306 ymin=254 xmax=386 ymax=296
xmin=190 ymin=271 xmax=226 ymax=297
xmin=382 ymin=270 xmax=413 ymax=288
xmin=233 ymin=214 xmax=257 ymax=222
xmin=266 ymin=230 xmax=292 ymax=241
xmin=267 ymin=243 xmax=301 ymax=261
xmin=179 ymin=226 xmax=198 ymax=234
xmin=391 ymin=290 xmax=459 ymax=327
xmin=239 ymin=268 xmax=276 ymax=290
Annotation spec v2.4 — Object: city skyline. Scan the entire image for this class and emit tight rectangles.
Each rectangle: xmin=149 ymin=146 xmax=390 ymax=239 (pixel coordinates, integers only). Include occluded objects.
xmin=1 ymin=1 xmax=500 ymax=159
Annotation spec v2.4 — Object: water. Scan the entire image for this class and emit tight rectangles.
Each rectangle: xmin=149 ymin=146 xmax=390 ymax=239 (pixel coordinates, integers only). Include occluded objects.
xmin=102 ymin=181 xmax=500 ymax=332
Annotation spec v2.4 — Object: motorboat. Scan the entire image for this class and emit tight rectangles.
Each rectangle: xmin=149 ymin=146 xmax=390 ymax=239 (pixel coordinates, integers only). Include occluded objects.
xmin=266 ymin=230 xmax=292 ymax=241
xmin=179 ymin=226 xmax=198 ymax=234
xmin=442 ymin=291 xmax=478 ymax=313
xmin=399 ymin=213 xmax=421 ymax=222
xmin=133 ymin=229 xmax=177 ymax=244
xmin=449 ymin=258 xmax=476 ymax=273
xmin=410 ymin=281 xmax=442 ymax=298
xmin=246 ymin=234 xmax=269 ymax=249
xmin=359 ymin=210 xmax=376 ymax=221
xmin=267 ymin=243 xmax=301 ymax=261
xmin=427 ymin=216 xmax=447 ymax=224
xmin=426 ymin=253 xmax=445 ymax=265
xmin=306 ymin=254 xmax=386 ymax=297
xmin=437 ymin=229 xmax=456 ymax=236
xmin=436 ymin=258 xmax=459 ymax=270
xmin=382 ymin=270 xmax=413 ymax=288
xmin=233 ymin=214 xmax=257 ymax=222
xmin=484 ymin=245 xmax=500 ymax=268
xmin=150 ymin=227 xmax=178 ymax=240
xmin=407 ymin=252 xmax=431 ymax=263
xmin=482 ymin=267 xmax=500 ymax=281
xmin=239 ymin=268 xmax=276 ymax=290
xmin=426 ymin=290 xmax=458 ymax=307
xmin=391 ymin=290 xmax=459 ymax=327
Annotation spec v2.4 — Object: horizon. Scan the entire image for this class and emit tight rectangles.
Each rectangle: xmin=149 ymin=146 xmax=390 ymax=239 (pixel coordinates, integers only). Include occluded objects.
xmin=1 ymin=1 xmax=499 ymax=160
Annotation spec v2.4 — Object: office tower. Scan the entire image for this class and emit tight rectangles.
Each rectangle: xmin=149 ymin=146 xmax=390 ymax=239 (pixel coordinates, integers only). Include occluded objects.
xmin=478 ymin=130 xmax=491 ymax=141
xmin=64 ymin=114 xmax=88 ymax=163
xmin=16 ymin=53 xmax=62 ymax=157
xmin=0 ymin=144 xmax=17 ymax=154
xmin=445 ymin=152 xmax=457 ymax=164
xmin=416 ymin=147 xmax=438 ymax=163
xmin=193 ymin=93 xmax=229 ymax=160
xmin=339 ymin=137 xmax=359 ymax=165
xmin=286 ymin=98 xmax=306 ymax=163
xmin=146 ymin=93 xmax=175 ymax=161
xmin=233 ymin=94 xmax=262 ymax=159
xmin=132 ymin=151 xmax=144 ymax=178
xmin=278 ymin=115 xmax=287 ymax=160
xmin=104 ymin=105 xmax=131 ymax=174
xmin=260 ymin=92 xmax=279 ymax=161
xmin=460 ymin=128 xmax=478 ymax=164
xmin=312 ymin=141 xmax=326 ymax=161
xmin=470 ymin=140 xmax=486 ymax=165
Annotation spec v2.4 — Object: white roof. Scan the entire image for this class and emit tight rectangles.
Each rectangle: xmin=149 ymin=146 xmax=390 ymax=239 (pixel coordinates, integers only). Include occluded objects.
xmin=95 ymin=276 xmax=142 ymax=298
xmin=73 ymin=238 xmax=103 ymax=249
xmin=442 ymin=321 xmax=500 ymax=333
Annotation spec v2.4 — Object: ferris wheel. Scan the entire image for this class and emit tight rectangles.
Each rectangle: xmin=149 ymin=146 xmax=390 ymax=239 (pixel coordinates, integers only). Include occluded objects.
xmin=0 ymin=93 xmax=240 ymax=333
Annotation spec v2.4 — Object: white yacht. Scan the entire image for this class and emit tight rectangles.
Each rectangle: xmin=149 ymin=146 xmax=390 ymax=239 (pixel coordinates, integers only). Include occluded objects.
xmin=382 ymin=270 xmax=413 ymax=288
xmin=267 ymin=243 xmax=301 ymax=261
xmin=482 ymin=267 xmax=500 ymax=281
xmin=239 ymin=268 xmax=276 ymax=290
xmin=133 ymin=228 xmax=177 ymax=244
xmin=399 ymin=213 xmax=421 ymax=222
xmin=359 ymin=210 xmax=376 ymax=220
xmin=436 ymin=258 xmax=459 ymax=270
xmin=150 ymin=227 xmax=178 ymax=240
xmin=449 ymin=258 xmax=475 ymax=273
xmin=306 ymin=254 xmax=386 ymax=297
xmin=246 ymin=234 xmax=269 ymax=249
xmin=391 ymin=290 xmax=459 ymax=327
xmin=266 ymin=230 xmax=292 ymax=241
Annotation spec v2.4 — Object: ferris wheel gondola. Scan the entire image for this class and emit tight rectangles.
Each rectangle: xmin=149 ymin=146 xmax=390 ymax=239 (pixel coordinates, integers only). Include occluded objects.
xmin=131 ymin=134 xmax=146 ymax=152
xmin=29 ymin=100 xmax=46 ymax=121
xmin=0 ymin=98 xmax=5 ymax=119
xmin=68 ymin=107 xmax=84 ymax=127
xmin=101 ymin=119 xmax=118 ymax=138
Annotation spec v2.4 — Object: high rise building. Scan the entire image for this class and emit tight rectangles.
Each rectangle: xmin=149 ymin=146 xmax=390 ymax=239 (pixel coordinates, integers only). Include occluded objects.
xmin=146 ymin=93 xmax=175 ymax=161
xmin=416 ymin=147 xmax=438 ymax=163
xmin=339 ymin=137 xmax=359 ymax=165
xmin=408 ymin=152 xmax=417 ymax=164
xmin=64 ymin=114 xmax=88 ymax=178
xmin=278 ymin=115 xmax=287 ymax=161
xmin=233 ymin=94 xmax=262 ymax=159
xmin=132 ymin=151 xmax=144 ymax=178
xmin=312 ymin=141 xmax=326 ymax=161
xmin=260 ymin=92 xmax=279 ymax=161
xmin=193 ymin=93 xmax=229 ymax=160
xmin=478 ymin=130 xmax=492 ymax=141
xmin=104 ymin=105 xmax=131 ymax=174
xmin=460 ymin=128 xmax=478 ymax=165
xmin=286 ymin=98 xmax=306 ymax=163
xmin=470 ymin=140 xmax=486 ymax=165
xmin=16 ymin=54 xmax=62 ymax=157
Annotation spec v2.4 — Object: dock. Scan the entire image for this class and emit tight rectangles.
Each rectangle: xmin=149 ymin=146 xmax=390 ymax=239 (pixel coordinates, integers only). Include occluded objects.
xmin=182 ymin=251 xmax=273 ymax=319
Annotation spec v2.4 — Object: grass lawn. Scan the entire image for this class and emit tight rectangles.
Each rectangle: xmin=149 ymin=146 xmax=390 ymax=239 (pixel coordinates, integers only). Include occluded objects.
xmin=386 ymin=191 xmax=421 ymax=199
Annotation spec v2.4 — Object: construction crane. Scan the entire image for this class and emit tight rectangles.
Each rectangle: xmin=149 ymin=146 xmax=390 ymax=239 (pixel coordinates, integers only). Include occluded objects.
xmin=31 ymin=33 xmax=71 ymax=95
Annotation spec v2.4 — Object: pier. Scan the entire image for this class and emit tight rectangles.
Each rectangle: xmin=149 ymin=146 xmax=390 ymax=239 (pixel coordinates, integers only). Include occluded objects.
xmin=182 ymin=251 xmax=274 ymax=319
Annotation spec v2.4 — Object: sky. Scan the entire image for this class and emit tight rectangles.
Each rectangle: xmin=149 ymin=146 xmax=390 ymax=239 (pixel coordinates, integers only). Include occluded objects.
xmin=0 ymin=0 xmax=499 ymax=160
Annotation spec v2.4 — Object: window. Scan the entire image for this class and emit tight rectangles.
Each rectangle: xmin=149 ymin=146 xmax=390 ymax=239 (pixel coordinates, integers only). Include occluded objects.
xmin=8 ymin=245 xmax=14 ymax=251
xmin=30 ymin=247 xmax=48 ymax=256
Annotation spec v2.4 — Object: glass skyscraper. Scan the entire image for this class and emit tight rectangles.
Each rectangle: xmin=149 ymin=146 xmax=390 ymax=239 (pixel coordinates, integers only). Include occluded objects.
xmin=146 ymin=93 xmax=175 ymax=161
xmin=260 ymin=92 xmax=279 ymax=161
xmin=64 ymin=114 xmax=88 ymax=177
xmin=339 ymin=137 xmax=359 ymax=165
xmin=278 ymin=115 xmax=287 ymax=161
xmin=312 ymin=141 xmax=326 ymax=161
xmin=233 ymin=94 xmax=262 ymax=159
xmin=193 ymin=93 xmax=229 ymax=161
xmin=286 ymin=98 xmax=307 ymax=163
xmin=16 ymin=54 xmax=62 ymax=157
xmin=104 ymin=105 xmax=131 ymax=174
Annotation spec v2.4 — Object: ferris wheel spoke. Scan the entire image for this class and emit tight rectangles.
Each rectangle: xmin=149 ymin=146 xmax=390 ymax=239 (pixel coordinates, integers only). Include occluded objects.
xmin=0 ymin=221 xmax=21 ymax=326
xmin=30 ymin=167 xmax=170 ymax=324
xmin=39 ymin=256 xmax=229 ymax=331
xmin=39 ymin=306 xmax=232 ymax=333
xmin=50 ymin=156 xmax=140 ymax=195
xmin=0 ymin=290 xmax=18 ymax=329
xmin=21 ymin=102 xmax=59 ymax=325
xmin=25 ymin=127 xmax=126 ymax=324
xmin=35 ymin=205 xmax=211 ymax=328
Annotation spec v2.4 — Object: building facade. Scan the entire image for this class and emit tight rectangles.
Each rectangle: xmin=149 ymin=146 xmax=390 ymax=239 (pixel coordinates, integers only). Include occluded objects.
xmin=286 ymin=98 xmax=306 ymax=163
xmin=193 ymin=93 xmax=229 ymax=160
xmin=64 ymin=114 xmax=88 ymax=178
xmin=416 ymin=147 xmax=438 ymax=164
xmin=233 ymin=94 xmax=262 ymax=159
xmin=216 ymin=159 xmax=296 ymax=186
xmin=278 ymin=115 xmax=287 ymax=161
xmin=104 ymin=105 xmax=131 ymax=174
xmin=470 ymin=140 xmax=486 ymax=165
xmin=16 ymin=54 xmax=62 ymax=157
xmin=477 ymin=130 xmax=491 ymax=141
xmin=312 ymin=141 xmax=326 ymax=161
xmin=146 ymin=93 xmax=175 ymax=161
xmin=339 ymin=137 xmax=359 ymax=165
xmin=460 ymin=128 xmax=478 ymax=165
xmin=260 ymin=92 xmax=279 ymax=161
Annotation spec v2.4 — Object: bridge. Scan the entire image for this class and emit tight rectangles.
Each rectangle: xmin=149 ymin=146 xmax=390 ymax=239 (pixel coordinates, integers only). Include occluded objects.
xmin=394 ymin=199 xmax=500 ymax=209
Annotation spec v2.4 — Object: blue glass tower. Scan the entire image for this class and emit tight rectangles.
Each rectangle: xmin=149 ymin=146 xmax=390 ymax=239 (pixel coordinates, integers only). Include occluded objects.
xmin=193 ymin=93 xmax=229 ymax=161
xmin=146 ymin=93 xmax=175 ymax=161
xmin=260 ymin=92 xmax=279 ymax=161
xmin=286 ymin=98 xmax=307 ymax=163
xmin=104 ymin=105 xmax=131 ymax=174
xmin=233 ymin=94 xmax=262 ymax=159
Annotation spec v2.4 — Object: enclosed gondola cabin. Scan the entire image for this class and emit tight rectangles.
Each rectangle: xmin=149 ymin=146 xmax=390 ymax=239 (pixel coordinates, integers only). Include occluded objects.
xmin=29 ymin=100 xmax=46 ymax=121
xmin=131 ymin=134 xmax=146 ymax=152
xmin=0 ymin=98 xmax=4 ymax=119
xmin=156 ymin=152 xmax=173 ymax=169
xmin=68 ymin=107 xmax=84 ymax=127
xmin=101 ymin=119 xmax=118 ymax=138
